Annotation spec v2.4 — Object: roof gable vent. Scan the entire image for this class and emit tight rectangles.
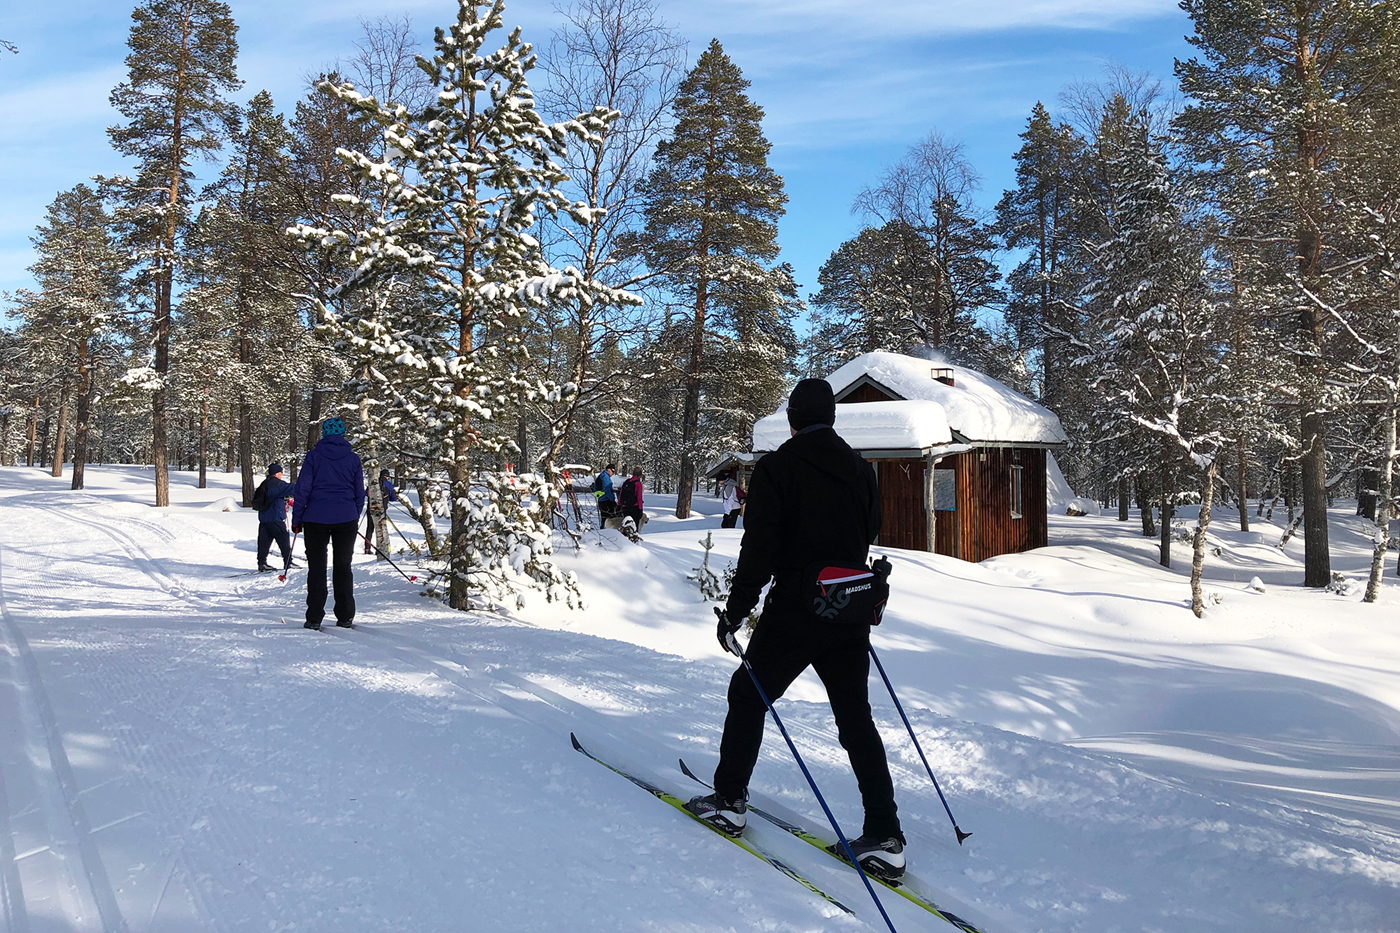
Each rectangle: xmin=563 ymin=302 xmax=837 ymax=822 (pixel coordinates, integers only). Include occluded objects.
xmin=931 ymin=366 xmax=955 ymax=387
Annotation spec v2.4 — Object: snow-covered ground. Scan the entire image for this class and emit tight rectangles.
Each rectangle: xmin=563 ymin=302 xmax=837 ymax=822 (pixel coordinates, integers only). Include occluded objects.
xmin=1 ymin=464 xmax=1396 ymax=932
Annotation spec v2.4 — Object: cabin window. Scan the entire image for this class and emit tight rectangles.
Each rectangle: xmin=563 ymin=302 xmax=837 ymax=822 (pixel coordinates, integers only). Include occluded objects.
xmin=933 ymin=469 xmax=956 ymax=511
xmin=1010 ymin=465 xmax=1024 ymax=519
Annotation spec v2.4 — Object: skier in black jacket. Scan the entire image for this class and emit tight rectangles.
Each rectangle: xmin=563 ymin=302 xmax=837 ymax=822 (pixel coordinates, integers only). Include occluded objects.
xmin=685 ymin=378 xmax=906 ymax=880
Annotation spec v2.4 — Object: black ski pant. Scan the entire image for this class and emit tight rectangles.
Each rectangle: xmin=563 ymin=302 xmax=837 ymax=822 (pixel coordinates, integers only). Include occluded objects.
xmin=622 ymin=505 xmax=644 ymax=529
xmin=713 ymin=603 xmax=900 ymax=840
xmin=303 ymin=520 xmax=357 ymax=626
xmin=721 ymin=508 xmax=741 ymax=528
xmin=256 ymin=521 xmax=292 ymax=569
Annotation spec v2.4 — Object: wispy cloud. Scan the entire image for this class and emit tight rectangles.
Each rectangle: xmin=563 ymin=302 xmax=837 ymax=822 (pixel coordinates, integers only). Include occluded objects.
xmin=0 ymin=0 xmax=1191 ymax=297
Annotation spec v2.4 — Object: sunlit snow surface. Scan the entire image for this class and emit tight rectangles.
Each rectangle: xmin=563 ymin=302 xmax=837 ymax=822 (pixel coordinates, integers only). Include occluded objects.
xmin=0 ymin=464 xmax=1396 ymax=932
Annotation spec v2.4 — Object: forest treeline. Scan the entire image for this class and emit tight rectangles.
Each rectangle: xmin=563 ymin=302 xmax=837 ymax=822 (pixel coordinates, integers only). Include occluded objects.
xmin=5 ymin=0 xmax=1400 ymax=607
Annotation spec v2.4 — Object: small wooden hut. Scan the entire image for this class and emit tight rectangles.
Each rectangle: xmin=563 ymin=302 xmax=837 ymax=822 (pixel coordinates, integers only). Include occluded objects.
xmin=752 ymin=352 xmax=1067 ymax=561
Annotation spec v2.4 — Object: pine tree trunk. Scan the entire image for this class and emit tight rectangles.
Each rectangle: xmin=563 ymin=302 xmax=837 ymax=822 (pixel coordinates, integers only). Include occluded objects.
xmin=287 ymin=386 xmax=299 ymax=481
xmin=50 ymin=386 xmax=70 ymax=478
xmin=1365 ymin=401 xmax=1396 ymax=603
xmin=1137 ymin=481 xmax=1155 ymax=537
xmin=226 ymin=402 xmax=236 ymax=473
xmin=38 ymin=406 xmax=52 ymax=470
xmin=676 ymin=272 xmax=708 ymax=520
xmin=198 ymin=395 xmax=209 ymax=489
xmin=1191 ymin=460 xmax=1217 ymax=617
xmin=1236 ymin=436 xmax=1249 ymax=532
xmin=71 ymin=341 xmax=95 ymax=490
xmin=1118 ymin=476 xmax=1129 ymax=522
xmin=26 ymin=396 xmax=40 ymax=467
xmin=306 ymin=385 xmax=323 ymax=451
xmin=1158 ymin=467 xmax=1172 ymax=569
xmin=1300 ymin=410 xmax=1330 ymax=586
xmin=240 ymin=400 xmax=254 ymax=507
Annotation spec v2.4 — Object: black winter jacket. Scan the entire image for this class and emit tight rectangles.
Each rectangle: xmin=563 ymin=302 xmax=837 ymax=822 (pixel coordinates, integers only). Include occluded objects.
xmin=724 ymin=425 xmax=881 ymax=621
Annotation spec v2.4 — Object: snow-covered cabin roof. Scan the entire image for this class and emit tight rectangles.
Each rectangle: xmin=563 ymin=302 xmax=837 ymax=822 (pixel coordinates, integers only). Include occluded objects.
xmin=753 ymin=400 xmax=953 ymax=454
xmin=704 ymin=451 xmax=756 ymax=480
xmin=752 ymin=351 xmax=1067 ymax=454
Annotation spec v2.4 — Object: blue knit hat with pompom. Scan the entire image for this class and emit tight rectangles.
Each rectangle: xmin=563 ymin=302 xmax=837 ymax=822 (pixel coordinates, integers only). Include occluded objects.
xmin=321 ymin=416 xmax=346 ymax=438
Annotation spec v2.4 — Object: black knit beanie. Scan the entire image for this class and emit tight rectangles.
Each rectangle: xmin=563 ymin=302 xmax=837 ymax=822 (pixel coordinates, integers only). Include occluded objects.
xmin=786 ymin=378 xmax=836 ymax=430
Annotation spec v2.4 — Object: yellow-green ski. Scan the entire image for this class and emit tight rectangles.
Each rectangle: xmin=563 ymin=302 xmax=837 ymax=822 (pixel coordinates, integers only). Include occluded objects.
xmin=570 ymin=734 xmax=852 ymax=916
xmin=679 ymin=757 xmax=987 ymax=933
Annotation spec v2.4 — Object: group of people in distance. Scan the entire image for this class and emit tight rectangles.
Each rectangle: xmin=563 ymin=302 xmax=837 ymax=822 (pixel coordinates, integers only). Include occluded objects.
xmin=249 ymin=386 xmax=907 ymax=879
xmin=593 ymin=461 xmax=748 ymax=531
xmin=250 ymin=415 xmax=394 ymax=630
xmin=593 ymin=462 xmax=646 ymax=530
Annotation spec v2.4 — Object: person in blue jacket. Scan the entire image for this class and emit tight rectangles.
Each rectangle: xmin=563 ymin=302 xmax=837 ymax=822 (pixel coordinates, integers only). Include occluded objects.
xmin=256 ymin=461 xmax=296 ymax=572
xmin=594 ymin=462 xmax=618 ymax=521
xmin=364 ymin=468 xmax=399 ymax=554
xmin=292 ymin=417 xmax=366 ymax=629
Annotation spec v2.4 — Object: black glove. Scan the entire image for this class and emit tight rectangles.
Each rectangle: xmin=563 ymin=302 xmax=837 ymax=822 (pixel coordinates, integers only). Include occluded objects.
xmin=715 ymin=606 xmax=741 ymax=654
xmin=292 ymin=524 xmax=302 ymax=534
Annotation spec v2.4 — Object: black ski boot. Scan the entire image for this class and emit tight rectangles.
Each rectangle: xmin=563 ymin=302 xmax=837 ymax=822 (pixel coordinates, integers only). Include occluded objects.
xmin=684 ymin=791 xmax=747 ymax=837
xmin=258 ymin=564 xmax=274 ymax=573
xmin=840 ymin=833 xmax=906 ymax=881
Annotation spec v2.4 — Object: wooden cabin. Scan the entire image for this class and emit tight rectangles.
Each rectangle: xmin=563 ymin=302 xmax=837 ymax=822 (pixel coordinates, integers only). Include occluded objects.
xmin=752 ymin=352 xmax=1067 ymax=561
xmin=703 ymin=452 xmax=755 ymax=495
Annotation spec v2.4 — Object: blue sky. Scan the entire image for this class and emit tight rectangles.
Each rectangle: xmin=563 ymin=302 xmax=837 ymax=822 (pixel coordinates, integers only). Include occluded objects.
xmin=0 ymin=0 xmax=1193 ymax=304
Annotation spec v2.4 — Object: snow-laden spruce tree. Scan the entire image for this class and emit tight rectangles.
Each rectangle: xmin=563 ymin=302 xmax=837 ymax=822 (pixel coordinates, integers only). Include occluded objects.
xmin=1073 ymin=121 xmax=1228 ymax=616
xmin=292 ymin=0 xmax=621 ymax=611
xmin=11 ymin=185 xmax=127 ymax=488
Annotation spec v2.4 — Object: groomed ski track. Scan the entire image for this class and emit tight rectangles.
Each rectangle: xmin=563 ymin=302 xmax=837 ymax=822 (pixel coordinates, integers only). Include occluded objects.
xmin=1 ymin=465 xmax=1397 ymax=932
xmin=0 ymin=476 xmax=994 ymax=932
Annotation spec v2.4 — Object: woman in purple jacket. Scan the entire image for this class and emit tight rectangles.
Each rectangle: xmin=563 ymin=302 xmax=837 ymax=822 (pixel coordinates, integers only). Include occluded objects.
xmin=292 ymin=417 xmax=366 ymax=629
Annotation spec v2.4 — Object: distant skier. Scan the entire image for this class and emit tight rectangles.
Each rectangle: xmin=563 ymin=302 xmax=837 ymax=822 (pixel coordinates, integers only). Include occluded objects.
xmin=618 ymin=466 xmax=645 ymax=530
xmin=292 ymin=417 xmax=366 ymax=630
xmin=253 ymin=461 xmax=295 ymax=573
xmin=364 ymin=468 xmax=398 ymax=554
xmin=594 ymin=462 xmax=618 ymax=523
xmin=686 ymin=378 xmax=906 ymax=880
xmin=719 ymin=468 xmax=746 ymax=528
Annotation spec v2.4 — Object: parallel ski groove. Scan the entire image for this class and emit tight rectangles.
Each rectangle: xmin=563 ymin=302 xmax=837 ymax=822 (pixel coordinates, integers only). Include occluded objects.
xmin=679 ymin=758 xmax=986 ymax=933
xmin=0 ymin=538 xmax=129 ymax=933
xmin=569 ymin=733 xmax=854 ymax=916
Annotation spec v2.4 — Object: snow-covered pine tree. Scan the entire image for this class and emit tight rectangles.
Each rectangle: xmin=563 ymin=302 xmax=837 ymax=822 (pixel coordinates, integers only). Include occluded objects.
xmin=292 ymin=0 xmax=615 ymax=611
xmin=1073 ymin=121 xmax=1228 ymax=615
xmin=995 ymin=103 xmax=1084 ymax=406
xmin=11 ymin=185 xmax=127 ymax=488
xmin=1176 ymin=0 xmax=1400 ymax=587
xmin=632 ymin=39 xmax=798 ymax=519
xmin=198 ymin=90 xmax=302 ymax=505
xmin=103 ymin=0 xmax=241 ymax=507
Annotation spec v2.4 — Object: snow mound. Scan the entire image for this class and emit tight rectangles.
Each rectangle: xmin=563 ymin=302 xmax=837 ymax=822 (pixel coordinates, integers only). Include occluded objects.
xmin=203 ymin=496 xmax=240 ymax=512
xmin=1065 ymin=497 xmax=1101 ymax=516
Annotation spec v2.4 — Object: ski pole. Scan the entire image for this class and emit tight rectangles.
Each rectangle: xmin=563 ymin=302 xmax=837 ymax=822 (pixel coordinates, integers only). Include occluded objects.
xmin=868 ymin=644 xmax=971 ymax=845
xmin=357 ymin=530 xmax=419 ymax=583
xmin=278 ymin=531 xmax=299 ymax=582
xmin=381 ymin=511 xmax=415 ymax=550
xmin=723 ymin=625 xmax=899 ymax=933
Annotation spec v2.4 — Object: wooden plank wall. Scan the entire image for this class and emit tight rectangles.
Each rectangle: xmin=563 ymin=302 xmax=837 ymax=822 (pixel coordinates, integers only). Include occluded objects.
xmin=956 ymin=447 xmax=1048 ymax=561
xmin=874 ymin=459 xmax=926 ymax=551
xmin=868 ymin=448 xmax=1049 ymax=560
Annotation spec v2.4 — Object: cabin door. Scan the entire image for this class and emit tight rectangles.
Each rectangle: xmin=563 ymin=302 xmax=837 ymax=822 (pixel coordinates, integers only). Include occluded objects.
xmin=875 ymin=460 xmax=927 ymax=551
